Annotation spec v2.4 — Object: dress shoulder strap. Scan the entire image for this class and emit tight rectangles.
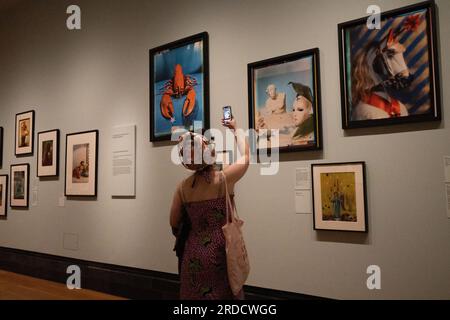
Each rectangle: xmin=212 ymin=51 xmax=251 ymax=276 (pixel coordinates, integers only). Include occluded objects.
xmin=179 ymin=178 xmax=187 ymax=204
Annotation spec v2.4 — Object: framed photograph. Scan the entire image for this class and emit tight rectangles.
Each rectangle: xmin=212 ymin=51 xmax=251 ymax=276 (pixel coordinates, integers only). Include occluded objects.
xmin=248 ymin=48 xmax=322 ymax=153
xmin=10 ymin=164 xmax=29 ymax=208
xmin=37 ymin=129 xmax=60 ymax=177
xmin=15 ymin=110 xmax=35 ymax=156
xmin=0 ymin=127 xmax=3 ymax=168
xmin=150 ymin=32 xmax=210 ymax=142
xmin=312 ymin=162 xmax=368 ymax=232
xmin=338 ymin=0 xmax=441 ymax=129
xmin=0 ymin=175 xmax=8 ymax=217
xmin=65 ymin=130 xmax=98 ymax=197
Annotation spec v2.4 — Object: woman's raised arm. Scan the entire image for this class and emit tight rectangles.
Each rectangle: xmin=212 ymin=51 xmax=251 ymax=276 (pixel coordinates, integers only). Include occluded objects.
xmin=222 ymin=118 xmax=250 ymax=185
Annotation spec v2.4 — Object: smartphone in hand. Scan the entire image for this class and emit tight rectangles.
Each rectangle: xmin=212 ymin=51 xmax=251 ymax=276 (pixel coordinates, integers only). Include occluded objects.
xmin=223 ymin=106 xmax=232 ymax=123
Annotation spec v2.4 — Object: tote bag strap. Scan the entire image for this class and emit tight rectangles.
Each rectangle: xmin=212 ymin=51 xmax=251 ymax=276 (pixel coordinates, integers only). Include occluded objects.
xmin=221 ymin=171 xmax=240 ymax=223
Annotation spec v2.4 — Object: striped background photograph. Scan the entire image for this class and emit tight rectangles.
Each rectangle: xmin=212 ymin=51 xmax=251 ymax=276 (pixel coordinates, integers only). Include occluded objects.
xmin=346 ymin=8 xmax=434 ymax=116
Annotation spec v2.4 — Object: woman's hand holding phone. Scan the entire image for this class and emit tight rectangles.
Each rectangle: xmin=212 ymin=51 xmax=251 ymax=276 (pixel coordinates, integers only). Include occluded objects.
xmin=222 ymin=117 xmax=236 ymax=131
xmin=222 ymin=106 xmax=236 ymax=131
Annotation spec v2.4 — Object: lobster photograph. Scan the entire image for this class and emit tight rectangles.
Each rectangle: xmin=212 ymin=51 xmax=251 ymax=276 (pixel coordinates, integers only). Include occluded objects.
xmin=150 ymin=32 xmax=209 ymax=142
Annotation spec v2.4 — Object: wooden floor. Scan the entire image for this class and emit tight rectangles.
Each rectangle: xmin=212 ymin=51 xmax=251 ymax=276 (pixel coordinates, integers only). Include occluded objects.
xmin=0 ymin=270 xmax=125 ymax=300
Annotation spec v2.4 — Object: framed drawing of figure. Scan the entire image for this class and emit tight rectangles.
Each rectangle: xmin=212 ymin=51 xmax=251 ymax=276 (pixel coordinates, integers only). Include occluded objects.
xmin=37 ymin=129 xmax=60 ymax=177
xmin=312 ymin=162 xmax=368 ymax=232
xmin=338 ymin=0 xmax=440 ymax=129
xmin=248 ymin=48 xmax=322 ymax=153
xmin=65 ymin=130 xmax=98 ymax=197
xmin=15 ymin=110 xmax=35 ymax=156
xmin=10 ymin=164 xmax=29 ymax=208
xmin=150 ymin=32 xmax=210 ymax=142
xmin=0 ymin=175 xmax=8 ymax=217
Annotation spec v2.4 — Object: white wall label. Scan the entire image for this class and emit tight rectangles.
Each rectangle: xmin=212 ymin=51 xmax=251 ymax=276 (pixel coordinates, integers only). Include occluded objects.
xmin=58 ymin=195 xmax=65 ymax=207
xmin=111 ymin=125 xmax=136 ymax=197
xmin=33 ymin=178 xmax=39 ymax=191
xmin=32 ymin=179 xmax=39 ymax=206
xmin=31 ymin=191 xmax=38 ymax=207
xmin=295 ymin=190 xmax=312 ymax=214
xmin=295 ymin=167 xmax=312 ymax=214
xmin=295 ymin=167 xmax=311 ymax=190
xmin=444 ymin=156 xmax=450 ymax=183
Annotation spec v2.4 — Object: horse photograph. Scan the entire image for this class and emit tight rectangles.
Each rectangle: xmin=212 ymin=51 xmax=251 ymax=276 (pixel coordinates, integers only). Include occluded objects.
xmin=339 ymin=1 xmax=440 ymax=129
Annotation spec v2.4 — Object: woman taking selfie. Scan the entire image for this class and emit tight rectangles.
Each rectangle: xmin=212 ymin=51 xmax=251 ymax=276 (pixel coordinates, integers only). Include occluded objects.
xmin=170 ymin=116 xmax=250 ymax=300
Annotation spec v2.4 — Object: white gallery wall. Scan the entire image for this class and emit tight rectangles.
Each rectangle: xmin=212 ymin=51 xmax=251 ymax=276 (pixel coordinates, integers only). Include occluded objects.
xmin=0 ymin=0 xmax=449 ymax=299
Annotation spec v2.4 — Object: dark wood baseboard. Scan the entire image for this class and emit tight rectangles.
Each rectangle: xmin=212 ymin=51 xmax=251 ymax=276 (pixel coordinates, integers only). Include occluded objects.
xmin=0 ymin=246 xmax=325 ymax=300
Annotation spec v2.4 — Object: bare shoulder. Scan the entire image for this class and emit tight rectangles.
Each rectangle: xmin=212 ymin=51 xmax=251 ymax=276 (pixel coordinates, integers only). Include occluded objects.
xmin=179 ymin=175 xmax=194 ymax=190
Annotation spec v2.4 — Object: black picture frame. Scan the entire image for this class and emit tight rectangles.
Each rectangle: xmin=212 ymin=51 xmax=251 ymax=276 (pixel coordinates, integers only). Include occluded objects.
xmin=248 ymin=48 xmax=322 ymax=153
xmin=15 ymin=110 xmax=35 ymax=156
xmin=10 ymin=163 xmax=30 ymax=208
xmin=311 ymin=162 xmax=368 ymax=233
xmin=0 ymin=174 xmax=8 ymax=217
xmin=37 ymin=129 xmax=60 ymax=178
xmin=64 ymin=130 xmax=99 ymax=197
xmin=149 ymin=32 xmax=210 ymax=142
xmin=338 ymin=0 xmax=441 ymax=129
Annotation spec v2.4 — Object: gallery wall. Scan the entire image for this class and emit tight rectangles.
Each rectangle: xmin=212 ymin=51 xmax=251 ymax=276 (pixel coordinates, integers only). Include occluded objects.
xmin=0 ymin=0 xmax=449 ymax=299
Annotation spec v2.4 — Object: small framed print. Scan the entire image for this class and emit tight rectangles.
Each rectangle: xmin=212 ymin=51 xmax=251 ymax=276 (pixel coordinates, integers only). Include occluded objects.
xmin=0 ymin=175 xmax=8 ymax=217
xmin=65 ymin=130 xmax=99 ymax=197
xmin=37 ymin=130 xmax=60 ymax=177
xmin=15 ymin=110 xmax=35 ymax=156
xmin=10 ymin=164 xmax=30 ymax=208
xmin=312 ymin=162 xmax=368 ymax=233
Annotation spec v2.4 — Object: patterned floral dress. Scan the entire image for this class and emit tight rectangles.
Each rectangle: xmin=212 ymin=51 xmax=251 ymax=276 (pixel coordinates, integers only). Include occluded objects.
xmin=179 ymin=193 xmax=244 ymax=300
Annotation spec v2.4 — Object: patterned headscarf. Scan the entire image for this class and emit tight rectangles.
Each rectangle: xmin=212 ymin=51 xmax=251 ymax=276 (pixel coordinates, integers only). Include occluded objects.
xmin=177 ymin=132 xmax=216 ymax=173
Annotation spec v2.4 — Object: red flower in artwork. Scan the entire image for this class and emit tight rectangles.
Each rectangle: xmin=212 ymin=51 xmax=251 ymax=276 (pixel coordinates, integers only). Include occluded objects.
xmin=403 ymin=14 xmax=421 ymax=32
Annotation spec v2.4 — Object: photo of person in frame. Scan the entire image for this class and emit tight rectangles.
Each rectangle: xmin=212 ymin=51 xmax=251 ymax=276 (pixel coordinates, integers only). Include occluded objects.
xmin=289 ymin=82 xmax=316 ymax=146
xmin=42 ymin=140 xmax=53 ymax=167
xmin=14 ymin=171 xmax=25 ymax=200
xmin=19 ymin=119 xmax=30 ymax=148
xmin=320 ymin=172 xmax=357 ymax=223
xmin=72 ymin=144 xmax=90 ymax=183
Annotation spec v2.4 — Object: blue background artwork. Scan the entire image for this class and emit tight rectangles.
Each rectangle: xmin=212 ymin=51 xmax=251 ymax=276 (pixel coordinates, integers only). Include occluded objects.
xmin=153 ymin=41 xmax=204 ymax=138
